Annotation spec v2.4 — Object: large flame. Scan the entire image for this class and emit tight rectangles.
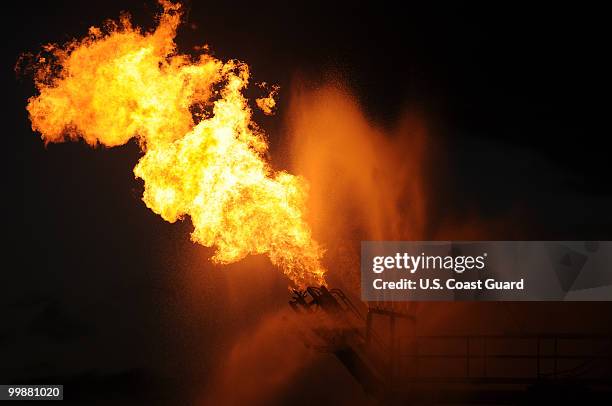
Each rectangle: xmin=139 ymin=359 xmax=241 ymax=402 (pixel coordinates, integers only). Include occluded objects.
xmin=25 ymin=0 xmax=325 ymax=287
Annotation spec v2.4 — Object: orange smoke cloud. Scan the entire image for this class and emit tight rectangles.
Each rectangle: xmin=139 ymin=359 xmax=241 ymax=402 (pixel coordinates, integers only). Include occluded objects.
xmin=285 ymin=82 xmax=427 ymax=290
xmin=24 ymin=0 xmax=325 ymax=287
xmin=202 ymin=310 xmax=315 ymax=405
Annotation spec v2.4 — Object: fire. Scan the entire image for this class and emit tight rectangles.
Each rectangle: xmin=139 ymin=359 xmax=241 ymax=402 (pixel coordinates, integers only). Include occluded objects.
xmin=256 ymin=83 xmax=280 ymax=115
xmin=24 ymin=0 xmax=325 ymax=287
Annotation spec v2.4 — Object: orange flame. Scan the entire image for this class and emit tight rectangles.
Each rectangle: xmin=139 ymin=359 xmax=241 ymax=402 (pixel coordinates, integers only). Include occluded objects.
xmin=25 ymin=0 xmax=325 ymax=287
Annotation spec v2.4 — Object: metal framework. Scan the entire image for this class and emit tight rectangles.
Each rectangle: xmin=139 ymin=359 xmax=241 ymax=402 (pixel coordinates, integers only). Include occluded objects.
xmin=290 ymin=287 xmax=612 ymax=403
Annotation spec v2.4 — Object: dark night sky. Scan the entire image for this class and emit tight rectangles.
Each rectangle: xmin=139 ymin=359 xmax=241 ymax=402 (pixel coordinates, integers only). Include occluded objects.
xmin=5 ymin=1 xmax=612 ymax=404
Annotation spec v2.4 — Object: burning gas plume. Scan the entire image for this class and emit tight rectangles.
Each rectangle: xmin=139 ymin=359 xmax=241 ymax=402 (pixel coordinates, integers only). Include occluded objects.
xmin=24 ymin=0 xmax=325 ymax=287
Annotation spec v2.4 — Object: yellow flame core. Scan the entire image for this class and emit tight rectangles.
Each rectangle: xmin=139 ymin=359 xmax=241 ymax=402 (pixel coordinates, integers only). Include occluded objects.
xmin=26 ymin=1 xmax=325 ymax=287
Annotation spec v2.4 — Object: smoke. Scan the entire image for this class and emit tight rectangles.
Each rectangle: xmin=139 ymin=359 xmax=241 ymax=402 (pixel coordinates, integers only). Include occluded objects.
xmin=284 ymin=82 xmax=427 ymax=293
xmin=201 ymin=310 xmax=314 ymax=406
xmin=191 ymin=80 xmax=424 ymax=403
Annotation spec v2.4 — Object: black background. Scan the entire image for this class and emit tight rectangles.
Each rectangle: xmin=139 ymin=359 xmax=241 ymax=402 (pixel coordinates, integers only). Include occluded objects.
xmin=5 ymin=0 xmax=612 ymax=404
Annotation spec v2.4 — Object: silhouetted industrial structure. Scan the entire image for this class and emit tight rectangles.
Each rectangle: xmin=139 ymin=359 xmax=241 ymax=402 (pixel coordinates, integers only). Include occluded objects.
xmin=290 ymin=287 xmax=612 ymax=404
